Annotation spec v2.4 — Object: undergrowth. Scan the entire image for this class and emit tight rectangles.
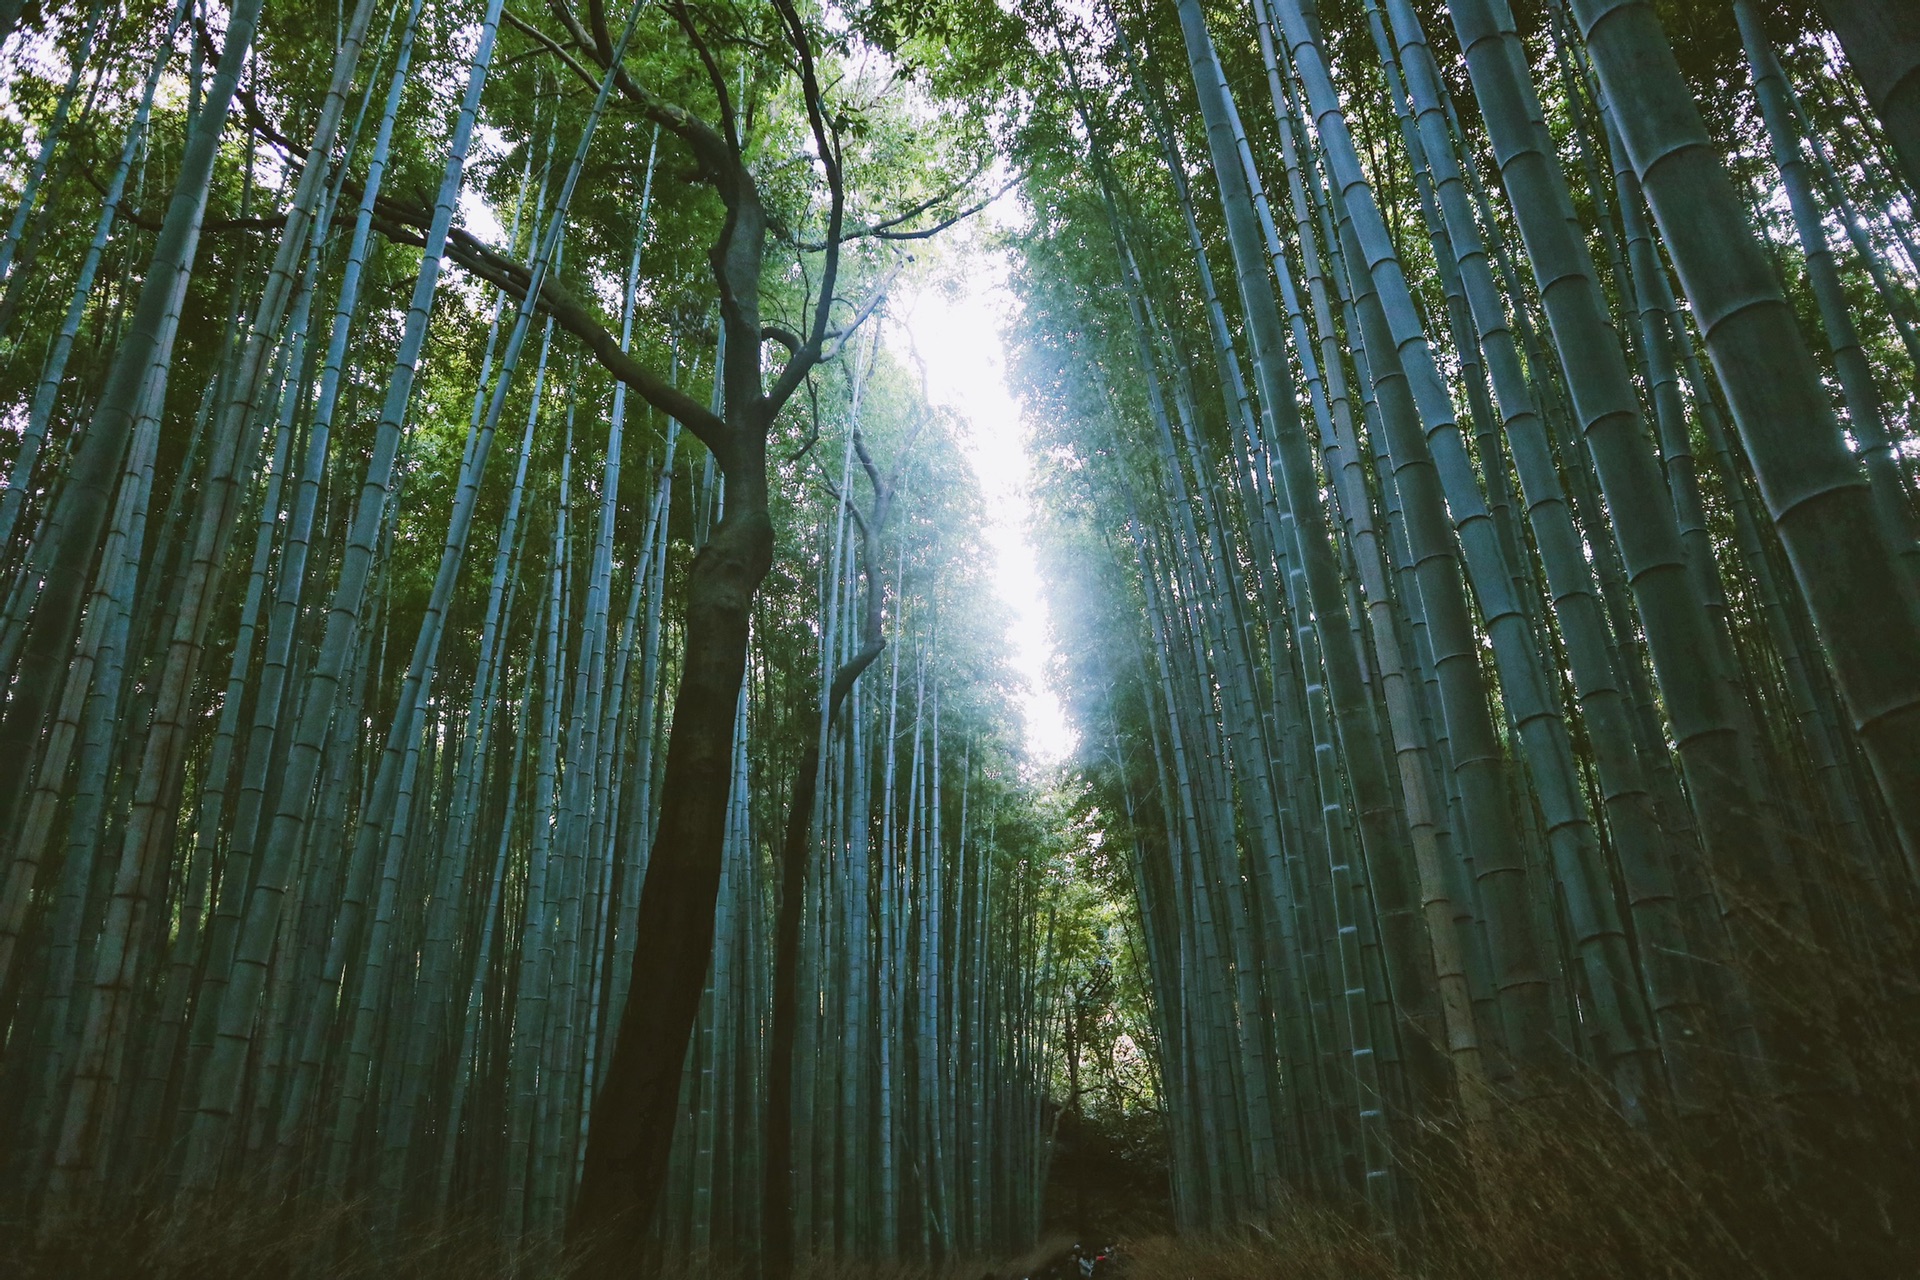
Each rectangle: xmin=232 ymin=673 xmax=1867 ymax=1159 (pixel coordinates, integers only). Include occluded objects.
xmin=8 ymin=867 xmax=1916 ymax=1279
xmin=1123 ymin=870 xmax=1920 ymax=1280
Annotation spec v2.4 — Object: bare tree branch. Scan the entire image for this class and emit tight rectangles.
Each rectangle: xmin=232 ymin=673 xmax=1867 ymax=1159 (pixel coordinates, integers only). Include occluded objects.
xmin=787 ymin=376 xmax=824 ymax=463
xmin=770 ymin=0 xmax=844 ymax=354
xmin=668 ymin=0 xmax=742 ymax=157
xmin=367 ymin=211 xmax=730 ymax=455
xmin=504 ymin=9 xmax=604 ymax=93
xmin=797 ymin=172 xmax=1018 ymax=250
xmin=820 ymin=257 xmax=906 ymax=364
xmin=541 ymin=0 xmax=738 ymax=188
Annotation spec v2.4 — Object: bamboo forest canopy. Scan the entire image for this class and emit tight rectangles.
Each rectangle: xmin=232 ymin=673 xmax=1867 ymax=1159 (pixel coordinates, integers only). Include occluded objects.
xmin=1 ymin=0 xmax=1918 ymax=1275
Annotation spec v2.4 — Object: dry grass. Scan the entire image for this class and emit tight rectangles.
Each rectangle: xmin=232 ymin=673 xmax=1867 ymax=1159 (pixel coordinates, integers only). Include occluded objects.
xmin=10 ymin=1021 xmax=1915 ymax=1280
xmin=1112 ymin=1091 xmax=1913 ymax=1279
xmin=5 ymin=1200 xmax=1017 ymax=1280
xmin=9 ymin=1198 xmax=550 ymax=1280
xmin=1115 ymin=870 xmax=1920 ymax=1280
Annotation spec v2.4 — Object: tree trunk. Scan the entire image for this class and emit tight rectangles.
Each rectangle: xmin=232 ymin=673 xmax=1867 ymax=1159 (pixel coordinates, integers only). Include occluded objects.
xmin=572 ymin=482 xmax=774 ymax=1257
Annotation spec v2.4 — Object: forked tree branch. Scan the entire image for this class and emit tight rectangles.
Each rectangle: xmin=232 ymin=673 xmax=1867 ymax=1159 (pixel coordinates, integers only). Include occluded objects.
xmin=769 ymin=0 xmax=845 ymax=359
xmin=821 ymin=258 xmax=907 ymax=364
xmin=367 ymin=211 xmax=729 ymax=452
xmin=796 ymin=173 xmax=1018 ymax=251
xmin=668 ymin=0 xmax=742 ymax=157
xmin=504 ymin=9 xmax=604 ymax=93
xmin=541 ymin=0 xmax=740 ymax=193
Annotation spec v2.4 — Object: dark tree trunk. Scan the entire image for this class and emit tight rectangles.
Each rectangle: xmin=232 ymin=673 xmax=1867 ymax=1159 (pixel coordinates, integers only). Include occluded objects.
xmin=545 ymin=3 xmax=852 ymax=1257
xmin=764 ymin=636 xmax=884 ymax=1280
xmin=571 ymin=493 xmax=774 ymax=1258
xmin=767 ymin=419 xmax=894 ymax=1279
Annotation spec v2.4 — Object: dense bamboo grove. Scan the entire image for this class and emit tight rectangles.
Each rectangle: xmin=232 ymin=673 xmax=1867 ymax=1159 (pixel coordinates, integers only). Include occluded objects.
xmin=4 ymin=0 xmax=1920 ymax=1275
xmin=0 ymin=0 xmax=1067 ymax=1268
xmin=1012 ymin=0 xmax=1920 ymax=1266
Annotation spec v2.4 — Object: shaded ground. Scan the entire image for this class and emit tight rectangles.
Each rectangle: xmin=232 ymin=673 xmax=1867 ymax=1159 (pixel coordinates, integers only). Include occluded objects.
xmin=1038 ymin=1106 xmax=1171 ymax=1251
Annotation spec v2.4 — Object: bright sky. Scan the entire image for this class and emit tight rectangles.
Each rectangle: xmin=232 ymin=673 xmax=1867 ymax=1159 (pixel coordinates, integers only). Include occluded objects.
xmin=892 ymin=214 xmax=1077 ymax=765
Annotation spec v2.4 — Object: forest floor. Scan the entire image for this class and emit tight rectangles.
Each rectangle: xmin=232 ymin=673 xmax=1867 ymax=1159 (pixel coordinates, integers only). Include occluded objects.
xmin=13 ymin=1061 xmax=1920 ymax=1280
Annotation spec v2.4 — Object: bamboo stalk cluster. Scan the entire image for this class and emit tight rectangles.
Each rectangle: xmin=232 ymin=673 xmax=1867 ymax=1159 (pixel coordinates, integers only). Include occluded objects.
xmin=1015 ymin=0 xmax=1920 ymax=1235
xmin=0 ymin=0 xmax=1062 ymax=1262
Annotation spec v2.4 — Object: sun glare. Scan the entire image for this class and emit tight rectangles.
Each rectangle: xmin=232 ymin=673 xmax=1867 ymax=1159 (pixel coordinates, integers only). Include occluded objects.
xmin=892 ymin=206 xmax=1077 ymax=767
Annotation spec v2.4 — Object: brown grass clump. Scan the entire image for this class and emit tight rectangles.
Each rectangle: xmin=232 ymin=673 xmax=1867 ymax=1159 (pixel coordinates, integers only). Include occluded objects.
xmin=1114 ymin=874 xmax=1920 ymax=1280
xmin=9 ymin=1198 xmax=546 ymax=1280
xmin=1112 ymin=1088 xmax=1911 ymax=1279
xmin=1117 ymin=1204 xmax=1399 ymax=1279
xmin=4 ymin=1199 xmax=1010 ymax=1280
xmin=7 ymin=1077 xmax=1915 ymax=1280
